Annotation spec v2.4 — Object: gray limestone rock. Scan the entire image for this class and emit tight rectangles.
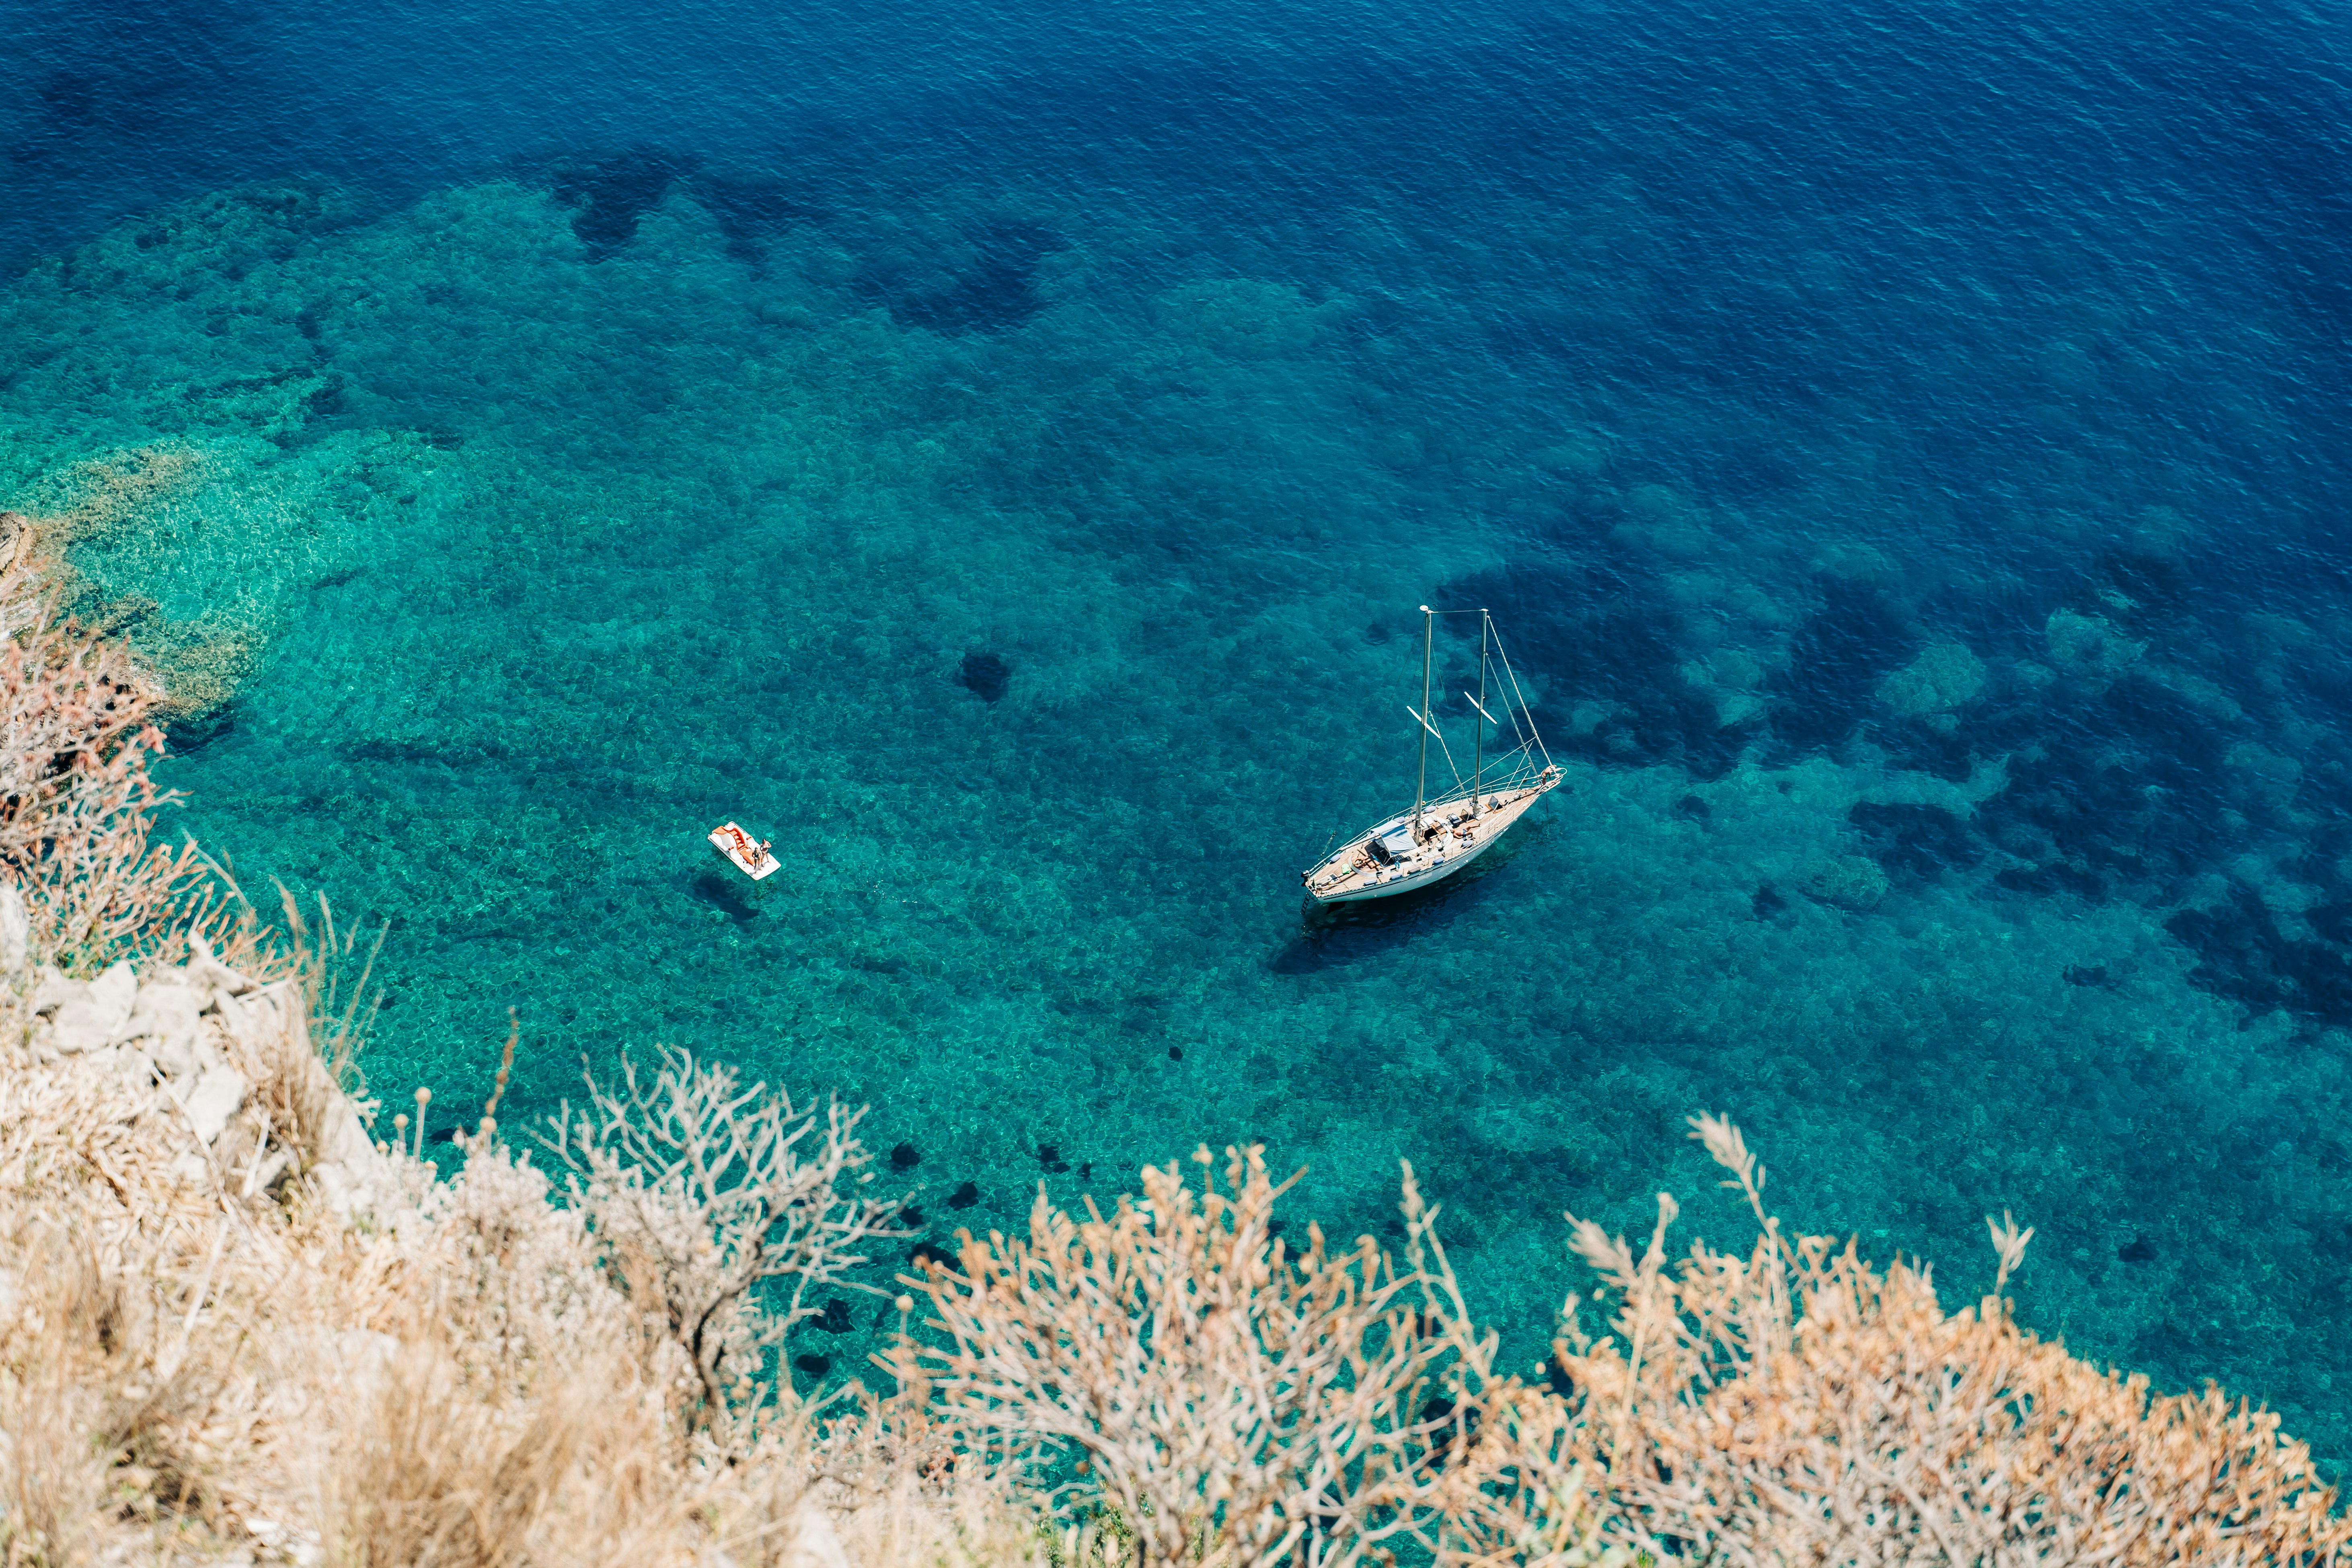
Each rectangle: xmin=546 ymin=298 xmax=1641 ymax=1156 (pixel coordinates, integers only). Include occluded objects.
xmin=183 ymin=1065 xmax=249 ymax=1145
xmin=46 ymin=960 xmax=138 ymax=1054
xmin=311 ymin=1159 xmax=374 ymax=1219
xmin=121 ymin=981 xmax=205 ymax=1077
xmin=182 ymin=934 xmax=257 ymax=1002
xmin=90 ymin=959 xmax=137 ymax=1017
xmin=314 ymin=1089 xmax=379 ymax=1169
xmin=30 ymin=967 xmax=84 ymax=1016
xmin=214 ymin=985 xmax=292 ymax=1055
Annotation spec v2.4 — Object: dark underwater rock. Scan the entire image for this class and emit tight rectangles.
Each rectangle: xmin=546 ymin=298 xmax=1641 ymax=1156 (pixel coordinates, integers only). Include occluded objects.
xmin=1849 ymin=801 xmax=1982 ymax=883
xmin=1438 ymin=558 xmax=1754 ymax=780
xmin=554 ymin=148 xmax=690 ymax=261
xmin=860 ymin=219 xmax=1061 ymax=334
xmin=691 ymin=171 xmax=822 ymax=265
xmin=959 ymin=651 xmax=1011 ymax=702
xmin=1772 ymin=577 xmax=1920 ymax=752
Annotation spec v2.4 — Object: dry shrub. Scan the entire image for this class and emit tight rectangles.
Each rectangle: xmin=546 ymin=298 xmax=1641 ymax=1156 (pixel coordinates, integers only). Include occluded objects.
xmin=308 ymin=1132 xmax=673 ymax=1565
xmin=1557 ymin=1115 xmax=2352 ymax=1566
xmin=0 ymin=520 xmax=208 ymax=973
xmin=799 ymin=1382 xmax=1050 ymax=1568
xmin=547 ymin=1046 xmax=902 ymax=1423
xmin=908 ymin=1145 xmax=1500 ymax=1568
xmin=0 ymin=1222 xmax=162 ymax=1561
xmin=310 ymin=1134 xmax=990 ymax=1568
xmin=318 ymin=1293 xmax=680 ymax=1566
xmin=0 ymin=507 xmax=288 ymax=984
xmin=1436 ymin=1382 xmax=1625 ymax=1568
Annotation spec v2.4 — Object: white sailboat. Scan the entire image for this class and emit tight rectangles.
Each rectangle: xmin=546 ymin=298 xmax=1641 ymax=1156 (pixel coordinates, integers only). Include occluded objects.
xmin=1301 ymin=606 xmax=1560 ymax=904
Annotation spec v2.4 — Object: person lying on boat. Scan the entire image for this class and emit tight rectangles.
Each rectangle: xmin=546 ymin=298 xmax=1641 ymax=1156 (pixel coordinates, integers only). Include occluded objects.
xmin=719 ymin=824 xmax=773 ymax=869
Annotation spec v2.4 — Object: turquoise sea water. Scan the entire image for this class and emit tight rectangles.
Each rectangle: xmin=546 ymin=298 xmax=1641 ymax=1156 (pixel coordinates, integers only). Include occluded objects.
xmin=9 ymin=0 xmax=2352 ymax=1455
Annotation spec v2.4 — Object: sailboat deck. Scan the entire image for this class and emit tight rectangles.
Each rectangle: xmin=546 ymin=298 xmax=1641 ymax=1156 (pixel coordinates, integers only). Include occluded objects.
xmin=1303 ymin=771 xmax=1557 ymax=902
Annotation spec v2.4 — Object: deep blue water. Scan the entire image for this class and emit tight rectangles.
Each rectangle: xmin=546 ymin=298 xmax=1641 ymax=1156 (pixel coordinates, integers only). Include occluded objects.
xmin=8 ymin=0 xmax=2352 ymax=1455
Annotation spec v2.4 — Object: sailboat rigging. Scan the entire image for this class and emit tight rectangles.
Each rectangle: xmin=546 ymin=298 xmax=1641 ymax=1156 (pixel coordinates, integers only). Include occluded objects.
xmin=1300 ymin=606 xmax=1560 ymax=904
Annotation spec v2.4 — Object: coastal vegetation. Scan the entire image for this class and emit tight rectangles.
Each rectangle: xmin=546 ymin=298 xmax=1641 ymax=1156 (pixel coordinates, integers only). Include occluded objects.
xmin=0 ymin=514 xmax=2343 ymax=1566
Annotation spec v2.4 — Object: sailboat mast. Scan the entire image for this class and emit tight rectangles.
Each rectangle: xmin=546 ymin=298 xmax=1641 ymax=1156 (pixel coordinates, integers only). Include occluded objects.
xmin=1472 ymin=610 xmax=1487 ymax=816
xmin=1415 ymin=604 xmax=1432 ymax=831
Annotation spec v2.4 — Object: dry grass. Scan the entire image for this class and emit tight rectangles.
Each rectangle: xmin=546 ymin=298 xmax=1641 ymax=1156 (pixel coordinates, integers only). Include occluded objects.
xmin=0 ymin=1025 xmax=1039 ymax=1567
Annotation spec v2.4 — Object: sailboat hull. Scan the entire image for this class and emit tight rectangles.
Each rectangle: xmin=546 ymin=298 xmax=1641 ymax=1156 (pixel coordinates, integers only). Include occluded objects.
xmin=1301 ymin=770 xmax=1559 ymax=904
xmin=1315 ymin=824 xmax=1505 ymax=901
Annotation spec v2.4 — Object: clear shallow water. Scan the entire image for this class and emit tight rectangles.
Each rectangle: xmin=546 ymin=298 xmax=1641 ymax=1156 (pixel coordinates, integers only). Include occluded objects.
xmin=9 ymin=0 xmax=2352 ymax=1455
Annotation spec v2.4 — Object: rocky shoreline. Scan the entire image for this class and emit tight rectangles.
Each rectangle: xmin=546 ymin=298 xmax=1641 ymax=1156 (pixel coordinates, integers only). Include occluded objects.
xmin=19 ymin=898 xmax=386 ymax=1220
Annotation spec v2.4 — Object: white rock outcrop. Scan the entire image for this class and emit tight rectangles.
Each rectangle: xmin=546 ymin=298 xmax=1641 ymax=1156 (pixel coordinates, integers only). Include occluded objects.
xmin=19 ymin=935 xmax=387 ymax=1216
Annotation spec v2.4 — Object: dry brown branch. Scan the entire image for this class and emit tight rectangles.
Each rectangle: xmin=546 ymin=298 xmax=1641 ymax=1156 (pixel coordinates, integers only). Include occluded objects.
xmin=0 ymin=534 xmax=210 ymax=973
xmin=478 ymin=1009 xmax=519 ymax=1140
xmin=545 ymin=1045 xmax=902 ymax=1426
xmin=905 ymin=1146 xmax=1500 ymax=1568
xmin=1436 ymin=1380 xmax=1627 ymax=1568
xmin=1556 ymin=1114 xmax=2352 ymax=1566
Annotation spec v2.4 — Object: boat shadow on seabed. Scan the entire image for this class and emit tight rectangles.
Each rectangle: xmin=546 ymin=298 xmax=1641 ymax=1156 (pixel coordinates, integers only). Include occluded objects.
xmin=1268 ymin=819 xmax=1544 ymax=976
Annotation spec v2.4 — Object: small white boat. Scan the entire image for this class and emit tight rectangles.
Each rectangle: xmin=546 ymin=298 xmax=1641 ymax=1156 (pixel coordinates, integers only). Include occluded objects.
xmin=1302 ymin=606 xmax=1559 ymax=904
xmin=709 ymin=821 xmax=783 ymax=880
